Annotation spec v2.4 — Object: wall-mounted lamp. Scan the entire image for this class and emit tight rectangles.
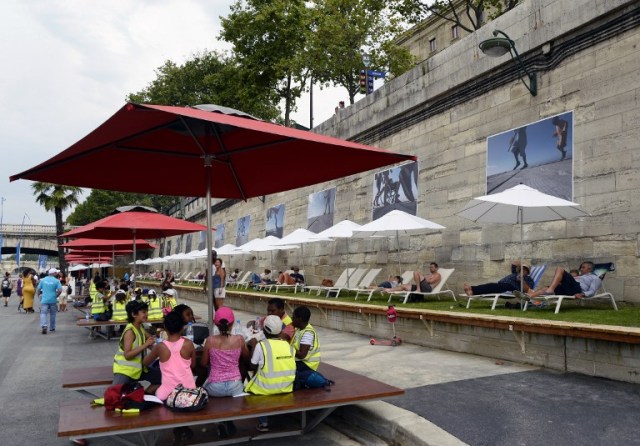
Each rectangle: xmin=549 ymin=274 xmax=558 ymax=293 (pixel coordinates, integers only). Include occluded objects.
xmin=479 ymin=30 xmax=537 ymax=96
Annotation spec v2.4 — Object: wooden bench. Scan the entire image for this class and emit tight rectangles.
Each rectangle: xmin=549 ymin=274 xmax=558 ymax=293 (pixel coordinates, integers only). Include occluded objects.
xmin=62 ymin=366 xmax=113 ymax=397
xmin=58 ymin=363 xmax=403 ymax=445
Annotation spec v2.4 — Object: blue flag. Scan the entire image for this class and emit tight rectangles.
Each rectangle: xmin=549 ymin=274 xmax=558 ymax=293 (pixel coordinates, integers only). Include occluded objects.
xmin=15 ymin=242 xmax=20 ymax=268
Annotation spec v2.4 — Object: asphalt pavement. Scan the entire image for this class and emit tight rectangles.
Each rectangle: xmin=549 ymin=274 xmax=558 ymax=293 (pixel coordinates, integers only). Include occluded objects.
xmin=2 ymin=295 xmax=639 ymax=446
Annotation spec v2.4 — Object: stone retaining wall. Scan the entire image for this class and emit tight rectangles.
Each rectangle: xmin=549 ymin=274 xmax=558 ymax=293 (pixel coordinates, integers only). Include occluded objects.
xmin=165 ymin=283 xmax=640 ymax=385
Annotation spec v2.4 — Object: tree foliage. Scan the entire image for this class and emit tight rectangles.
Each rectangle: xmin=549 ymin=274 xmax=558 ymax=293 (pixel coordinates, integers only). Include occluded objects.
xmin=309 ymin=0 xmax=415 ymax=104
xmin=31 ymin=182 xmax=82 ymax=276
xmin=66 ymin=191 xmax=180 ymax=226
xmin=127 ymin=50 xmax=280 ymax=121
xmin=395 ymin=0 xmax=521 ymax=33
xmin=220 ymin=0 xmax=312 ymax=126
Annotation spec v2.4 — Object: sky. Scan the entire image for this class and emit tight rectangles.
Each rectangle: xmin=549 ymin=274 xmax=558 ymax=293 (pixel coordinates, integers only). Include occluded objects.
xmin=0 ymin=0 xmax=348 ymax=226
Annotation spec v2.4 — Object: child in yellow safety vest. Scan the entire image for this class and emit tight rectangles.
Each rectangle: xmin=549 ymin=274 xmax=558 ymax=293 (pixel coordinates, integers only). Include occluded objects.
xmin=146 ymin=290 xmax=163 ymax=320
xmin=111 ymin=290 xmax=128 ymax=322
xmin=112 ymin=300 xmax=161 ymax=393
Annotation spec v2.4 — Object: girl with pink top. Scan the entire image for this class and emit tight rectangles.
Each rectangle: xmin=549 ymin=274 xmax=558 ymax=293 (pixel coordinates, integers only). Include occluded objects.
xmin=143 ymin=311 xmax=196 ymax=400
xmin=201 ymin=306 xmax=250 ymax=438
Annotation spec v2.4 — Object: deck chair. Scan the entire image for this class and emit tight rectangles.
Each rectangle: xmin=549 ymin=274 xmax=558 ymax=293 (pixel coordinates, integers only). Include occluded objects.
xmin=306 ymin=268 xmax=354 ymax=296
xmin=344 ymin=268 xmax=382 ymax=300
xmin=273 ymin=269 xmax=306 ymax=294
xmin=322 ymin=267 xmax=369 ymax=298
xmin=523 ymin=263 xmax=618 ymax=314
xmin=180 ymin=272 xmax=193 ymax=283
xmin=354 ymin=270 xmax=417 ymax=301
xmin=465 ymin=264 xmax=547 ymax=310
xmin=233 ymin=271 xmax=254 ymax=289
xmin=385 ymin=268 xmax=456 ymax=304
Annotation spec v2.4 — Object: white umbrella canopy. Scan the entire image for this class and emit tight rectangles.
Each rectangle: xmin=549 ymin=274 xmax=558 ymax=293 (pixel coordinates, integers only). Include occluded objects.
xmin=317 ymin=220 xmax=362 ymax=239
xmin=352 ymin=210 xmax=445 ymax=271
xmin=271 ymin=229 xmax=332 ymax=274
xmin=234 ymin=238 xmax=264 ymax=253
xmin=69 ymin=264 xmax=89 ymax=272
xmin=456 ymin=184 xmax=589 ymax=291
xmin=317 ymin=220 xmax=362 ymax=287
xmin=456 ymin=184 xmax=588 ymax=223
xmin=89 ymin=262 xmax=113 ymax=268
xmin=215 ymin=244 xmax=242 ymax=256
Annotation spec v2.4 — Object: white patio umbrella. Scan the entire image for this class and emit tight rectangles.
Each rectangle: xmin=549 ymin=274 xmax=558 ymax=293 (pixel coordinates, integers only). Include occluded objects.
xmin=352 ymin=210 xmax=445 ymax=272
xmin=317 ymin=220 xmax=362 ymax=287
xmin=69 ymin=264 xmax=89 ymax=272
xmin=89 ymin=262 xmax=113 ymax=268
xmin=456 ymin=184 xmax=589 ymax=291
xmin=271 ymin=229 xmax=333 ymax=274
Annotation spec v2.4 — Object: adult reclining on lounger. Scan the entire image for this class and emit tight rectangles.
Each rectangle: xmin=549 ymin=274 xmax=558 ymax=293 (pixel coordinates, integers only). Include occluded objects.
xmin=523 ymin=261 xmax=601 ymax=299
xmin=463 ymin=260 xmax=533 ymax=296
xmin=385 ymin=263 xmax=441 ymax=293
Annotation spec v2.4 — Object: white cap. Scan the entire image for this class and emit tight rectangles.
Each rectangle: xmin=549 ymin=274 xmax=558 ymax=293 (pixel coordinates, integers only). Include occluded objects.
xmin=263 ymin=315 xmax=283 ymax=335
xmin=48 ymin=268 xmax=58 ymax=275
xmin=163 ymin=288 xmax=176 ymax=296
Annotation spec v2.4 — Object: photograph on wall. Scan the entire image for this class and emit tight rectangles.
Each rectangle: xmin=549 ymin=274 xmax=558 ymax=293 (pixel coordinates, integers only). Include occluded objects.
xmin=236 ymin=215 xmax=250 ymax=246
xmin=215 ymin=223 xmax=225 ymax=248
xmin=174 ymin=235 xmax=183 ymax=254
xmin=197 ymin=231 xmax=206 ymax=251
xmin=265 ymin=204 xmax=285 ymax=238
xmin=185 ymin=234 xmax=193 ymax=253
xmin=165 ymin=240 xmax=172 ymax=257
xmin=372 ymin=161 xmax=418 ymax=220
xmin=486 ymin=111 xmax=574 ymax=200
xmin=307 ymin=187 xmax=336 ymax=233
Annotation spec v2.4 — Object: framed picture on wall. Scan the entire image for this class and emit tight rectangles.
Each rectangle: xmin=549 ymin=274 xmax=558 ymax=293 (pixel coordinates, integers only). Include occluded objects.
xmin=307 ymin=187 xmax=336 ymax=233
xmin=236 ymin=215 xmax=250 ymax=246
xmin=486 ymin=111 xmax=574 ymax=200
xmin=372 ymin=161 xmax=418 ymax=219
xmin=265 ymin=204 xmax=285 ymax=238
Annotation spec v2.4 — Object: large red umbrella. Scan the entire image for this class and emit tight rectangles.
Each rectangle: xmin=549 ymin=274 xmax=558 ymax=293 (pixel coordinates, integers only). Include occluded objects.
xmin=60 ymin=212 xmax=206 ymax=287
xmin=11 ymin=102 xmax=416 ymax=325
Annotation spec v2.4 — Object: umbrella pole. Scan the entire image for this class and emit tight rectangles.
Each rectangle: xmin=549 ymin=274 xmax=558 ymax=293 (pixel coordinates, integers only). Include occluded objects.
xmin=396 ymin=231 xmax=402 ymax=273
xmin=346 ymin=238 xmax=350 ymax=288
xmin=132 ymin=229 xmax=137 ymax=290
xmin=205 ymin=158 xmax=214 ymax=334
xmin=519 ymin=207 xmax=524 ymax=293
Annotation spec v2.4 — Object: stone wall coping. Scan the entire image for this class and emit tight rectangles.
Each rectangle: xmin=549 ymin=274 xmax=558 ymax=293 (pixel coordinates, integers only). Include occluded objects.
xmin=233 ymin=289 xmax=640 ymax=345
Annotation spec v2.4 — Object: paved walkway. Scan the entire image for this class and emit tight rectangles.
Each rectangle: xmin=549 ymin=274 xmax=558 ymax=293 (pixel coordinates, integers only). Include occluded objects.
xmin=2 ymin=296 xmax=639 ymax=445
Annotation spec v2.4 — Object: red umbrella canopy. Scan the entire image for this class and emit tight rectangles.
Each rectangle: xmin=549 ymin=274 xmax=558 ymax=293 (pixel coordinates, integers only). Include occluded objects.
xmin=61 ymin=211 xmax=206 ymax=240
xmin=10 ymin=103 xmax=416 ymax=199
xmin=66 ymin=249 xmax=133 ymax=256
xmin=60 ymin=238 xmax=157 ymax=251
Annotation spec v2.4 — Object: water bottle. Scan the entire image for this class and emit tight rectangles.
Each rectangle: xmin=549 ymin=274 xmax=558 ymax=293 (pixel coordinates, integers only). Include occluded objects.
xmin=254 ymin=316 xmax=262 ymax=333
xmin=155 ymin=329 xmax=163 ymax=344
xmin=185 ymin=322 xmax=194 ymax=342
xmin=85 ymin=311 xmax=90 ymax=321
xmin=233 ymin=319 xmax=241 ymax=336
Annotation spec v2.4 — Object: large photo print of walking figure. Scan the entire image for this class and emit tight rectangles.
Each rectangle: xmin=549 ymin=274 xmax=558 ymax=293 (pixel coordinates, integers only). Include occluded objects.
xmin=487 ymin=111 xmax=573 ymax=200
xmin=372 ymin=162 xmax=418 ymax=219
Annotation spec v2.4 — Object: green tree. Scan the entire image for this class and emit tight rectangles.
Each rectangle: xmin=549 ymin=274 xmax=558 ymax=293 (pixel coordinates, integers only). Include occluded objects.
xmin=128 ymin=51 xmax=280 ymax=121
xmin=395 ymin=0 xmax=522 ymax=32
xmin=221 ymin=0 xmax=312 ymax=126
xmin=66 ymin=191 xmax=181 ymax=226
xmin=31 ymin=182 xmax=82 ymax=276
xmin=309 ymin=0 xmax=415 ymax=104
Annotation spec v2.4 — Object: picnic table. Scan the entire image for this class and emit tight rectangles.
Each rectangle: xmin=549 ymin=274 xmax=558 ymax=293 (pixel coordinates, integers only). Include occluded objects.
xmin=58 ymin=363 xmax=403 ymax=445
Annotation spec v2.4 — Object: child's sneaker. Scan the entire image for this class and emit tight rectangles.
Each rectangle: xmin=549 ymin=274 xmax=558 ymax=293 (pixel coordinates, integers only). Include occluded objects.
xmin=256 ymin=422 xmax=269 ymax=432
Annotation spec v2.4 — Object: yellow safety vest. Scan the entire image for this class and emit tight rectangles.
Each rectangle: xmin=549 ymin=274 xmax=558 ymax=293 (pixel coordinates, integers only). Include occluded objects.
xmin=111 ymin=301 xmax=128 ymax=322
xmin=245 ymin=339 xmax=296 ymax=395
xmin=113 ymin=323 xmax=147 ymax=379
xmin=147 ymin=297 xmax=163 ymax=320
xmin=292 ymin=324 xmax=321 ymax=371
xmin=89 ymin=281 xmax=97 ymax=302
xmin=91 ymin=291 xmax=107 ymax=315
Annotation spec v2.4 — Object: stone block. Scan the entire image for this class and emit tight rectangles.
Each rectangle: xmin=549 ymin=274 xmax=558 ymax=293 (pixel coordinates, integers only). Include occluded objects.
xmin=594 ymin=240 xmax=636 ymax=257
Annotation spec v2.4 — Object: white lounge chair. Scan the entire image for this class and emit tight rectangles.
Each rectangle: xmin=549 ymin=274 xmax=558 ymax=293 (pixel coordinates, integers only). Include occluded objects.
xmin=523 ymin=263 xmax=618 ymax=314
xmin=306 ymin=268 xmax=354 ymax=296
xmin=354 ymin=270 xmax=415 ymax=301
xmin=465 ymin=264 xmax=547 ymax=310
xmin=385 ymin=268 xmax=456 ymax=304
xmin=323 ymin=268 xmax=369 ymax=298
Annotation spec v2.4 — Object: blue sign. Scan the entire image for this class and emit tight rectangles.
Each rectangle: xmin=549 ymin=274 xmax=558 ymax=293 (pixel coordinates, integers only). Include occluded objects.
xmin=367 ymin=70 xmax=385 ymax=78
